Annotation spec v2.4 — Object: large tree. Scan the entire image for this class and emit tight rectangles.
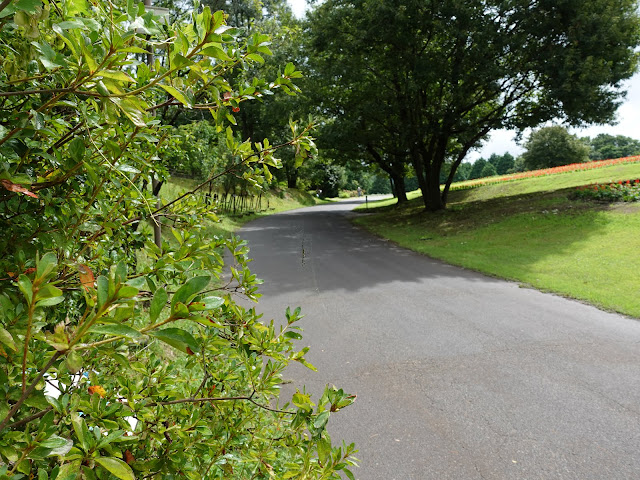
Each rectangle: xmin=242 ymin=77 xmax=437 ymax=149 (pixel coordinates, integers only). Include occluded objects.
xmin=522 ymin=126 xmax=590 ymax=170
xmin=303 ymin=6 xmax=414 ymax=202
xmin=587 ymin=133 xmax=640 ymax=160
xmin=307 ymin=0 xmax=640 ymax=210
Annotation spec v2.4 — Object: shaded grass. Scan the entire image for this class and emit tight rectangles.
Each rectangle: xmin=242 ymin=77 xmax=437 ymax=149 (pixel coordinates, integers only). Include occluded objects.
xmin=160 ymin=178 xmax=325 ymax=237
xmin=358 ymin=162 xmax=640 ymax=212
xmin=354 ymin=163 xmax=640 ymax=317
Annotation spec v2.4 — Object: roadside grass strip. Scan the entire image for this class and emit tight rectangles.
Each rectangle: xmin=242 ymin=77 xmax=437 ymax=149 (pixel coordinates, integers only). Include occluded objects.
xmin=354 ymin=158 xmax=640 ymax=318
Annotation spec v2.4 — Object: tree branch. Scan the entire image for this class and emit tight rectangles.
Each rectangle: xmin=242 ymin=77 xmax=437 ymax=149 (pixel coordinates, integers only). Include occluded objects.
xmin=0 ymin=0 xmax=12 ymax=15
xmin=0 ymin=351 xmax=62 ymax=432
xmin=145 ymin=394 xmax=293 ymax=415
xmin=7 ymin=407 xmax=53 ymax=430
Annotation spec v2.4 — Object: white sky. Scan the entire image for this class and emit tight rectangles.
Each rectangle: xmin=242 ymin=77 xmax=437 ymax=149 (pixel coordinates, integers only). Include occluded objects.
xmin=288 ymin=0 xmax=640 ymax=161
xmin=469 ymin=74 xmax=640 ymax=161
xmin=288 ymin=0 xmax=307 ymax=18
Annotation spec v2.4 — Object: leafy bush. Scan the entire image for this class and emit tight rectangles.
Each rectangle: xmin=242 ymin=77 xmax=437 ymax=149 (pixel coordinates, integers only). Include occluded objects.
xmin=571 ymin=180 xmax=640 ymax=202
xmin=522 ymin=126 xmax=590 ymax=170
xmin=0 ymin=1 xmax=355 ymax=479
xmin=312 ymin=164 xmax=345 ymax=198
xmin=480 ymin=162 xmax=497 ymax=178
xmin=163 ymin=121 xmax=226 ymax=180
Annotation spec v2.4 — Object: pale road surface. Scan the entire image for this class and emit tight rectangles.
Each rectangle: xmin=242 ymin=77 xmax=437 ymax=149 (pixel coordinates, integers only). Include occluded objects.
xmin=238 ymin=198 xmax=640 ymax=479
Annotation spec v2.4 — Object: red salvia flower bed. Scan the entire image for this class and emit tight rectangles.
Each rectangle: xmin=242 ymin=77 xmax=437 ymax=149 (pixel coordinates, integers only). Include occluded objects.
xmin=449 ymin=155 xmax=640 ymax=191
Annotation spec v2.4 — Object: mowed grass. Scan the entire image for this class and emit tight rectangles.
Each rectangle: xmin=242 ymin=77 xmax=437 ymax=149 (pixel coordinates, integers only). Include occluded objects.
xmin=353 ymin=162 xmax=640 ymax=317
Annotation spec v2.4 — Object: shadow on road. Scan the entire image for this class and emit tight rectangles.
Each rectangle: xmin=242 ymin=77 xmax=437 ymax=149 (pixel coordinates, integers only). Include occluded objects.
xmin=239 ymin=201 xmax=509 ymax=297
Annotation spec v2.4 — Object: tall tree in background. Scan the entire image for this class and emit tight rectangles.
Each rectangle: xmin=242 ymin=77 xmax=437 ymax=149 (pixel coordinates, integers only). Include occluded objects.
xmin=488 ymin=153 xmax=515 ymax=175
xmin=587 ymin=133 xmax=640 ymax=160
xmin=522 ymin=126 xmax=590 ymax=170
xmin=306 ymin=0 xmax=640 ymax=210
xmin=303 ymin=2 xmax=414 ymax=201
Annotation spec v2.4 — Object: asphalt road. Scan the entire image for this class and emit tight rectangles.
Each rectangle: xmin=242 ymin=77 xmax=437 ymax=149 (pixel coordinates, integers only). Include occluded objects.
xmin=239 ymin=198 xmax=640 ymax=479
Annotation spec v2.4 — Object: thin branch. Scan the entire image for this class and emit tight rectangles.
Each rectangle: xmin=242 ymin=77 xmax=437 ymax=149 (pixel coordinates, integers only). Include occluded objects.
xmin=0 ymin=0 xmax=12 ymax=16
xmin=0 ymin=87 xmax=74 ymax=98
xmin=0 ymin=351 xmax=62 ymax=432
xmin=147 ymin=395 xmax=293 ymax=415
xmin=7 ymin=407 xmax=53 ymax=429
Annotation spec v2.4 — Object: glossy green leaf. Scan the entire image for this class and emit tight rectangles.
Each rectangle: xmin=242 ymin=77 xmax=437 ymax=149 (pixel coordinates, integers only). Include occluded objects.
xmin=171 ymin=276 xmax=210 ymax=307
xmin=110 ymin=97 xmax=147 ymax=127
xmin=200 ymin=296 xmax=224 ymax=310
xmin=55 ymin=20 xmax=86 ymax=30
xmin=71 ymin=414 xmax=89 ymax=452
xmin=10 ymin=0 xmax=42 ymax=14
xmin=36 ymin=295 xmax=65 ymax=307
xmin=158 ymin=84 xmax=192 ymax=108
xmin=18 ymin=274 xmax=33 ymax=304
xmin=201 ymin=45 xmax=231 ymax=61
xmin=66 ymin=0 xmax=88 ymax=15
xmin=0 ymin=327 xmax=17 ymax=352
xmin=317 ymin=436 xmax=331 ymax=465
xmin=246 ymin=53 xmax=264 ymax=64
xmin=150 ymin=328 xmax=199 ymax=354
xmin=36 ymin=252 xmax=58 ymax=278
xmin=96 ymin=275 xmax=109 ymax=309
xmin=68 ymin=138 xmax=86 ymax=162
xmin=313 ymin=411 xmax=330 ymax=429
xmin=116 ymin=285 xmax=138 ymax=299
xmin=65 ymin=350 xmax=83 ymax=373
xmin=149 ymin=287 xmax=168 ymax=323
xmin=94 ymin=457 xmax=134 ymax=480
xmin=55 ymin=461 xmax=81 ymax=480
xmin=89 ymin=324 xmax=141 ymax=338
xmin=36 ymin=284 xmax=63 ymax=300
xmin=41 ymin=436 xmax=73 ymax=457
xmin=98 ymin=70 xmax=135 ymax=83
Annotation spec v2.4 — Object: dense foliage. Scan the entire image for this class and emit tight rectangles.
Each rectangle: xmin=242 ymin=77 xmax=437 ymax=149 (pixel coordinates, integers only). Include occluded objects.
xmin=0 ymin=1 xmax=357 ymax=479
xmin=571 ymin=179 xmax=640 ymax=202
xmin=522 ymin=126 xmax=590 ymax=170
xmin=585 ymin=133 xmax=640 ymax=161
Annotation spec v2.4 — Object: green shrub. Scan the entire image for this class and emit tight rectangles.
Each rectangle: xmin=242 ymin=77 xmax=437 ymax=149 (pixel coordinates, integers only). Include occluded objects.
xmin=0 ymin=2 xmax=355 ymax=479
xmin=570 ymin=180 xmax=640 ymax=202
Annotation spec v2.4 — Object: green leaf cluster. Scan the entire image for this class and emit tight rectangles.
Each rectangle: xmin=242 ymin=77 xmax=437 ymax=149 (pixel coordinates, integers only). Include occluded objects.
xmin=0 ymin=0 xmax=354 ymax=478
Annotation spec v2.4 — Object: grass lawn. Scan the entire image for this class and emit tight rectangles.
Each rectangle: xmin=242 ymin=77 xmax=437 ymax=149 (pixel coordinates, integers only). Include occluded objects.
xmin=353 ymin=162 xmax=640 ymax=318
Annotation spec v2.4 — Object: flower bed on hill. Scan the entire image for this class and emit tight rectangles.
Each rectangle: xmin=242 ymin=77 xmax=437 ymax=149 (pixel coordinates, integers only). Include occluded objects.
xmin=449 ymin=155 xmax=640 ymax=191
xmin=570 ymin=179 xmax=640 ymax=202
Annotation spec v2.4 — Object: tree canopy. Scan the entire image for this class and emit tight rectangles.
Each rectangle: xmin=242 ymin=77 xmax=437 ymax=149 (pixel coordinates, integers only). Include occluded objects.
xmin=522 ymin=126 xmax=590 ymax=170
xmin=586 ymin=133 xmax=640 ymax=161
xmin=306 ymin=0 xmax=640 ymax=210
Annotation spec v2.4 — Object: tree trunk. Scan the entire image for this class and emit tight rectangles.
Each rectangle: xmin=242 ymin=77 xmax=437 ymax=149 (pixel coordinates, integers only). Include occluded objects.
xmin=287 ymin=173 xmax=297 ymax=189
xmin=392 ymin=174 xmax=408 ymax=203
xmin=422 ymin=172 xmax=445 ymax=211
xmin=413 ymin=147 xmax=446 ymax=211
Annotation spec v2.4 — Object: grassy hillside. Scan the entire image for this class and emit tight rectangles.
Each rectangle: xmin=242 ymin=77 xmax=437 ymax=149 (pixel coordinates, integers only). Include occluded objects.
xmin=354 ymin=160 xmax=640 ymax=317
xmin=161 ymin=177 xmax=323 ymax=236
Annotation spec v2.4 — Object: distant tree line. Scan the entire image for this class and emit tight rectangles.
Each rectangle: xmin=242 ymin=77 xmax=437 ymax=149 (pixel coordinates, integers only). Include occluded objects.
xmin=427 ymin=129 xmax=640 ymax=185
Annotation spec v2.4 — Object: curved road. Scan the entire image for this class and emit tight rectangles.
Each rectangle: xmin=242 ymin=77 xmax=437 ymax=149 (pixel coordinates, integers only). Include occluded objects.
xmin=239 ymin=199 xmax=640 ymax=479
